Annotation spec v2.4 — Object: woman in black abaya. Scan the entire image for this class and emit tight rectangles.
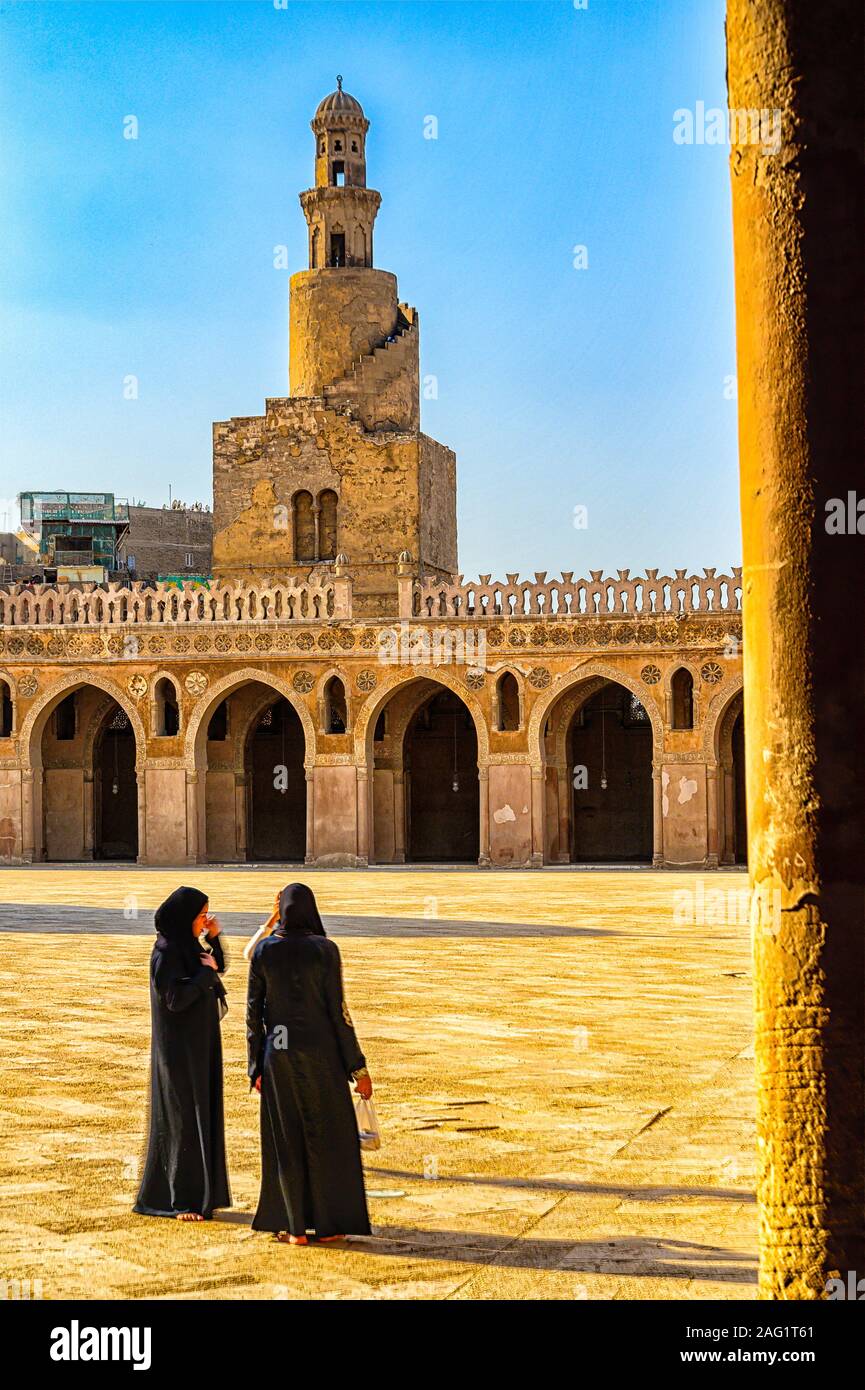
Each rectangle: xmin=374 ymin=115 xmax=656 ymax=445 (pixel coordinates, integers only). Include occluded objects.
xmin=134 ymin=886 xmax=231 ymax=1222
xmin=247 ymin=882 xmax=372 ymax=1244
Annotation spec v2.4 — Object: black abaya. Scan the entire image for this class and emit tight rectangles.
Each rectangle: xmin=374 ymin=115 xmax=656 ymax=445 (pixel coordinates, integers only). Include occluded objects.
xmin=247 ymin=884 xmax=370 ymax=1237
xmin=134 ymin=887 xmax=231 ymax=1220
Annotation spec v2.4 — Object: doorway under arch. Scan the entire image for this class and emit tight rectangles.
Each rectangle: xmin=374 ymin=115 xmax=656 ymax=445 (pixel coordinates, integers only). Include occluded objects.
xmin=38 ymin=687 xmax=139 ymax=861
xmin=404 ymin=688 xmax=479 ymax=862
xmin=245 ymin=697 xmax=306 ymax=861
xmin=565 ymin=681 xmax=653 ymax=863
xmin=367 ymin=679 xmax=481 ymax=864
xmin=93 ymin=706 xmax=138 ymax=859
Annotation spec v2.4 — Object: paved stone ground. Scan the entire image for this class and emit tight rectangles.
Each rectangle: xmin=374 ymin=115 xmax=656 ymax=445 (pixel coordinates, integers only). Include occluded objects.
xmin=0 ymin=866 xmax=756 ymax=1300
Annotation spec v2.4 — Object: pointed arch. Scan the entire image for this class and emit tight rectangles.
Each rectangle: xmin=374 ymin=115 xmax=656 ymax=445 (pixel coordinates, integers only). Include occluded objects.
xmin=527 ymin=661 xmax=663 ymax=867
xmin=353 ymin=667 xmax=488 ymax=866
xmin=353 ymin=665 xmax=489 ymax=766
xmin=19 ymin=670 xmax=146 ymax=772
xmin=527 ymin=661 xmax=664 ymax=770
xmin=17 ymin=671 xmax=146 ymax=864
xmin=184 ymin=667 xmax=316 ymax=770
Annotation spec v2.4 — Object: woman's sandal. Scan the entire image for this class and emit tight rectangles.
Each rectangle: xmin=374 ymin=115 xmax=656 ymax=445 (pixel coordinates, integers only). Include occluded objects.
xmin=276 ymin=1232 xmax=308 ymax=1245
xmin=176 ymin=1212 xmax=204 ymax=1222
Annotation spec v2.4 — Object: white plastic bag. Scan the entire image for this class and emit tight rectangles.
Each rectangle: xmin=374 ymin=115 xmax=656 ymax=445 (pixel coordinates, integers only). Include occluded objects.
xmin=354 ymin=1095 xmax=382 ymax=1151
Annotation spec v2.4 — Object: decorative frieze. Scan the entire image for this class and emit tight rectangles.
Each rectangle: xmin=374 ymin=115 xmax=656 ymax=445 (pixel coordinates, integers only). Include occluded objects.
xmin=0 ymin=617 xmax=743 ymax=667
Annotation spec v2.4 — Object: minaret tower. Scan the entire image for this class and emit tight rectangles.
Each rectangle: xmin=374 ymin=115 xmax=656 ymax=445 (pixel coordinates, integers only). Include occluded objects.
xmin=289 ymin=80 xmax=411 ymax=406
xmin=213 ymin=82 xmax=457 ymax=609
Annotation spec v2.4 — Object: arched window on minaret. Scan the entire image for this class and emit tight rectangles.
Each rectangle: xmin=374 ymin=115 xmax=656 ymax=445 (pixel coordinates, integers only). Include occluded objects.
xmin=329 ymin=228 xmax=346 ymax=268
xmin=311 ymin=226 xmax=320 ymax=269
xmin=318 ymin=490 xmax=338 ymax=560
xmin=293 ymin=491 xmax=316 ymax=562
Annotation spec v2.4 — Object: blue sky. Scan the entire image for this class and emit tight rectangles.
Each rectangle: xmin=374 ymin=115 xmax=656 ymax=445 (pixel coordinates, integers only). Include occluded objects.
xmin=0 ymin=0 xmax=740 ymax=578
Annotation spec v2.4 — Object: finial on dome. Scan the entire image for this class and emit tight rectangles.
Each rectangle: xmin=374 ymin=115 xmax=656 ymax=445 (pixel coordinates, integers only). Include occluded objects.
xmin=336 ymin=74 xmax=343 ymax=91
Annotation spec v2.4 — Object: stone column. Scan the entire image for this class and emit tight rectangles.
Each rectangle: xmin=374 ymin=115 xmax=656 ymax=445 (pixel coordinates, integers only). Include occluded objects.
xmin=477 ymin=765 xmax=491 ymax=867
xmin=83 ymin=771 xmax=95 ymax=859
xmin=556 ymin=763 xmax=570 ymax=864
xmin=705 ymin=763 xmax=719 ymax=869
xmin=356 ymin=766 xmax=369 ymax=866
xmin=234 ymin=773 xmax=247 ymax=861
xmin=727 ymin=0 xmax=864 ymax=1297
xmin=184 ymin=771 xmax=197 ymax=865
xmin=137 ymin=770 xmax=148 ymax=865
xmin=393 ymin=768 xmax=406 ymax=864
xmin=529 ymin=765 xmax=544 ymax=867
xmin=651 ymin=767 xmax=664 ymax=867
xmin=722 ymin=761 xmax=735 ymax=864
xmin=304 ymin=769 xmax=314 ymax=864
xmin=312 ymin=500 xmax=321 ymax=563
xmin=21 ymin=768 xmax=36 ymax=863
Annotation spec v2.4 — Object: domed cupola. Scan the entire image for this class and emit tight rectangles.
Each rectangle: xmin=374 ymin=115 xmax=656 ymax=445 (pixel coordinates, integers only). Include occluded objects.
xmin=314 ymin=79 xmax=365 ymax=120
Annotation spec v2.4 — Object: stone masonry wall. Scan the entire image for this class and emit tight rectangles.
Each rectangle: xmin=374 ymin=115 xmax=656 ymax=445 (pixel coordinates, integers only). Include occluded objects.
xmin=119 ymin=507 xmax=213 ymax=579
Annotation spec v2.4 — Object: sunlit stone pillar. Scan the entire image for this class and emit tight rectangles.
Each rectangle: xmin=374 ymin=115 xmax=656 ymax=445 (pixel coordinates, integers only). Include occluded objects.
xmin=556 ymin=762 xmax=570 ymax=864
xmin=83 ymin=770 xmax=95 ymax=859
xmin=705 ymin=764 xmax=719 ymax=868
xmin=356 ymin=766 xmax=369 ymax=866
xmin=393 ymin=768 xmax=406 ymax=863
xmin=529 ymin=766 xmax=544 ymax=867
xmin=304 ymin=769 xmax=314 ymax=865
xmin=727 ymin=0 xmax=864 ymax=1297
xmin=651 ymin=767 xmax=664 ymax=867
xmin=183 ymin=771 xmax=197 ymax=865
xmin=478 ymin=766 xmax=491 ymax=867
xmin=723 ymin=761 xmax=735 ymax=864
xmin=21 ymin=769 xmax=36 ymax=863
xmin=234 ymin=772 xmax=247 ymax=861
xmin=137 ymin=770 xmax=148 ymax=865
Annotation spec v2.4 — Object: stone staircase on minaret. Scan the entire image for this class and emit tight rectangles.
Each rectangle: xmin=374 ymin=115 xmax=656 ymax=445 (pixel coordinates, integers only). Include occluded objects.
xmin=322 ymin=304 xmax=419 ymax=433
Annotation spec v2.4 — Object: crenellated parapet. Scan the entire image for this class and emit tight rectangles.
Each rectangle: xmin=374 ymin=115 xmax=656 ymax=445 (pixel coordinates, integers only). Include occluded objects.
xmin=0 ymin=576 xmax=351 ymax=628
xmin=406 ymin=568 xmax=743 ymax=620
xmin=0 ymin=565 xmax=743 ymax=633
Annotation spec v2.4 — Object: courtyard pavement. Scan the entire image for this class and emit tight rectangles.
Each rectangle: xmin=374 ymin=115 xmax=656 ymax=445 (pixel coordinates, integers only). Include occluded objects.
xmin=0 ymin=866 xmax=756 ymax=1300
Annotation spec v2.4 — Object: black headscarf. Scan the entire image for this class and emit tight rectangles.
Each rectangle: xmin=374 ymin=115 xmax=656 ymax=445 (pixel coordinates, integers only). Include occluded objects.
xmin=274 ymin=882 xmax=327 ymax=938
xmin=154 ymin=888 xmax=227 ymax=1017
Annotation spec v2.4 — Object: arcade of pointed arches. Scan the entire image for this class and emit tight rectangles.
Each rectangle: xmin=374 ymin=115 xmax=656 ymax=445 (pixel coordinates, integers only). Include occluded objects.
xmin=10 ymin=664 xmax=745 ymax=868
